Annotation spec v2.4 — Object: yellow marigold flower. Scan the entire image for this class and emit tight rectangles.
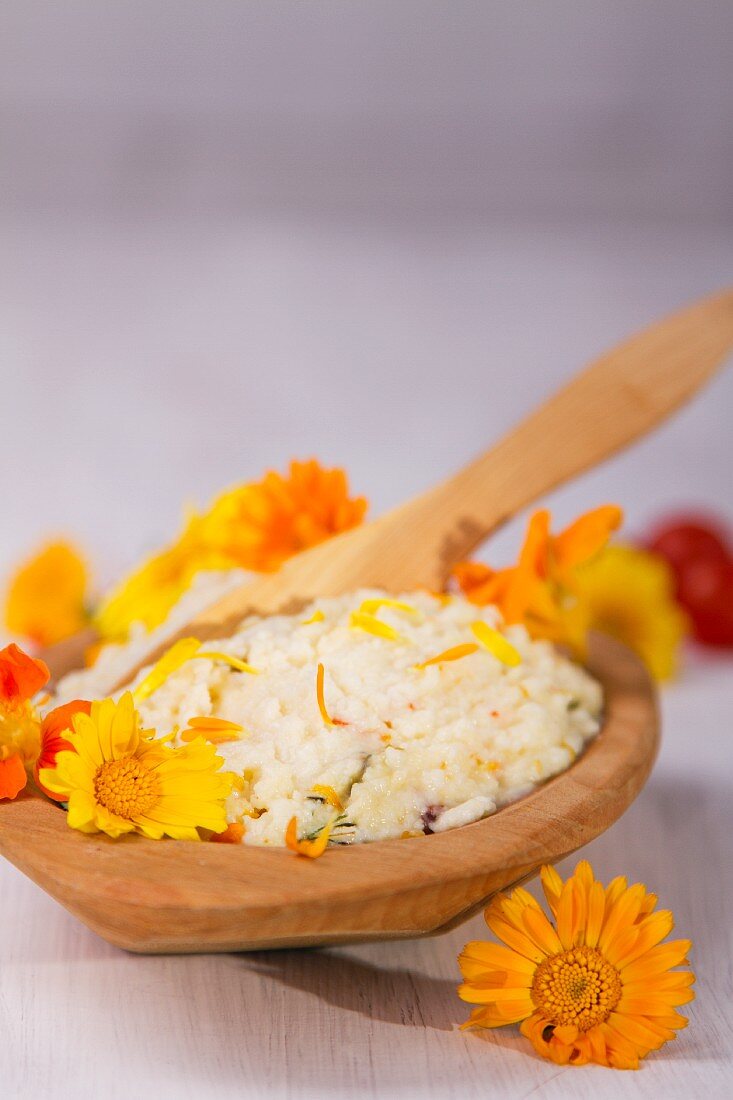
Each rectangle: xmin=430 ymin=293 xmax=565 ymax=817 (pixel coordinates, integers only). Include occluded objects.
xmin=458 ymin=860 xmax=694 ymax=1070
xmin=572 ymin=545 xmax=688 ymax=681
xmin=95 ymin=459 xmax=366 ymax=641
xmin=39 ymin=693 xmax=233 ymax=840
xmin=4 ymin=541 xmax=90 ymax=646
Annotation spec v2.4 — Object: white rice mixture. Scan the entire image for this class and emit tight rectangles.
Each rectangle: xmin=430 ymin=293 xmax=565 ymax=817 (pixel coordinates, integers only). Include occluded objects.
xmin=75 ymin=589 xmax=602 ymax=847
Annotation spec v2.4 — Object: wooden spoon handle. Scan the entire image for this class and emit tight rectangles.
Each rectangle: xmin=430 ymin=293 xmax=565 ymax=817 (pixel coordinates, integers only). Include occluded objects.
xmin=105 ymin=288 xmax=732 ymax=683
xmin=411 ymin=285 xmax=733 ymax=573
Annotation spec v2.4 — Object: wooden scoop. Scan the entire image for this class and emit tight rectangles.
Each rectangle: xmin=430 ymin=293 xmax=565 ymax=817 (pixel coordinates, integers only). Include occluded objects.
xmin=104 ymin=287 xmax=733 ymax=690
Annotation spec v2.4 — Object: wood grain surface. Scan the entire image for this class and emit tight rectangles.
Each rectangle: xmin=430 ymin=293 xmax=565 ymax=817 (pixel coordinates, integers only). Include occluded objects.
xmin=0 ymin=635 xmax=657 ymax=953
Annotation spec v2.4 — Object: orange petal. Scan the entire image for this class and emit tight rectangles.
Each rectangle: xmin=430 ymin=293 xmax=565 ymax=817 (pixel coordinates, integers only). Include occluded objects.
xmin=458 ymin=940 xmax=537 ymax=977
xmin=0 ymin=643 xmax=50 ymax=706
xmin=540 ymin=864 xmax=563 ymax=916
xmin=551 ymin=505 xmax=623 ymax=572
xmin=521 ymin=906 xmax=562 ymax=956
xmin=484 ymin=908 xmax=546 ymax=964
xmin=0 ymin=753 xmax=28 ymax=800
xmin=620 ymin=938 xmax=692 ymax=980
xmin=285 ymin=813 xmax=336 ymax=859
xmin=316 ymin=662 xmax=334 ymax=726
xmin=415 ymin=643 xmax=479 ymax=670
xmin=606 ymin=909 xmax=675 ymax=967
xmin=210 ymin=822 xmax=245 ymax=844
xmin=584 ymin=880 xmax=606 ymax=948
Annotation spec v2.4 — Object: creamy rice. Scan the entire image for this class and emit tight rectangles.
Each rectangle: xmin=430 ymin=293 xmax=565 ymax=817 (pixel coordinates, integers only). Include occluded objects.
xmin=116 ymin=589 xmax=603 ymax=847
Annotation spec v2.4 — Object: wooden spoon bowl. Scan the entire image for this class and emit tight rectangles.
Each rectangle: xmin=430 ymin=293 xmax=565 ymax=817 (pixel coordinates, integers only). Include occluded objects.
xmin=0 ymin=635 xmax=657 ymax=953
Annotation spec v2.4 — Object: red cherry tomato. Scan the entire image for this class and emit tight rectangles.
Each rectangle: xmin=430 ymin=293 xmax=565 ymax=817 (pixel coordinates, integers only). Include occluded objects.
xmin=677 ymin=557 xmax=733 ymax=647
xmin=645 ymin=515 xmax=730 ymax=595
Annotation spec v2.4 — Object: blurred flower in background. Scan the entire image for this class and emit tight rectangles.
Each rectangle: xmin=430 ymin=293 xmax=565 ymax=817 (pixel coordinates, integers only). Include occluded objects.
xmin=455 ymin=506 xmax=690 ymax=682
xmin=4 ymin=542 xmax=90 ymax=647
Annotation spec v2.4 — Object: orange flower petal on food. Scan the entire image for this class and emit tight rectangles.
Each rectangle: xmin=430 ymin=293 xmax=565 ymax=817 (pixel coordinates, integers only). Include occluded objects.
xmin=415 ymin=643 xmax=479 ymax=670
xmin=181 ymin=716 xmax=244 ymax=744
xmin=285 ymin=813 xmax=337 ymax=858
xmin=316 ymin=662 xmax=334 ymax=726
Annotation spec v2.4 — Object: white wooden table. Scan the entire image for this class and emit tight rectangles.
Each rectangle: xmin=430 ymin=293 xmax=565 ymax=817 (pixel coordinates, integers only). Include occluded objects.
xmin=2 ymin=649 xmax=730 ymax=1100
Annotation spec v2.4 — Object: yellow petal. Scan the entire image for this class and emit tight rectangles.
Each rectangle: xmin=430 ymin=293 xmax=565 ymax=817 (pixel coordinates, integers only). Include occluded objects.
xmin=359 ymin=598 xmax=419 ymax=618
xmin=197 ymin=650 xmax=259 ymax=674
xmin=301 ymin=610 xmax=325 ymax=625
xmin=349 ymin=611 xmax=402 ymax=641
xmin=311 ymin=784 xmax=344 ymax=810
xmin=133 ymin=638 xmax=203 ymax=702
xmin=470 ymin=621 xmax=522 ymax=667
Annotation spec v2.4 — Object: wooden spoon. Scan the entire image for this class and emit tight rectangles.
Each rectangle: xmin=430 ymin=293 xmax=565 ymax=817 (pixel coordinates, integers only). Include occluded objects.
xmin=107 ymin=287 xmax=733 ymax=689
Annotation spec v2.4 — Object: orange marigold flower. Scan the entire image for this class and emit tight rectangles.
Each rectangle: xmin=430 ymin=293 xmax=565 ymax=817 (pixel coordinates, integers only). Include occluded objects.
xmin=95 ymin=459 xmax=367 ymax=641
xmin=0 ymin=643 xmax=49 ymax=800
xmin=199 ymin=459 xmax=368 ymax=574
xmin=458 ymin=860 xmax=694 ymax=1069
xmin=33 ymin=698 xmax=92 ymax=800
xmin=4 ymin=540 xmax=90 ymax=647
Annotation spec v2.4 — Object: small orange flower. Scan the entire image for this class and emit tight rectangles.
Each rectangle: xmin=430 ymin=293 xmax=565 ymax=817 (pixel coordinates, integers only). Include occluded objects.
xmin=458 ymin=861 xmax=694 ymax=1069
xmin=4 ymin=540 xmax=89 ymax=646
xmin=199 ymin=459 xmax=368 ymax=574
xmin=34 ymin=698 xmax=92 ymax=800
xmin=455 ymin=506 xmax=622 ymax=653
xmin=0 ymin=643 xmax=49 ymax=800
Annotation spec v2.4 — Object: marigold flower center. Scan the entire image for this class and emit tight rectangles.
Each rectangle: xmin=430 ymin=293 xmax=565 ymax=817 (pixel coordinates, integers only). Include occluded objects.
xmin=531 ymin=946 xmax=622 ymax=1031
xmin=94 ymin=756 xmax=160 ymax=819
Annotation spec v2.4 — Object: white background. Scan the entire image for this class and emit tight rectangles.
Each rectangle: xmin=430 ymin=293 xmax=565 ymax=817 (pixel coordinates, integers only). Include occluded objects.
xmin=1 ymin=4 xmax=731 ymax=1097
